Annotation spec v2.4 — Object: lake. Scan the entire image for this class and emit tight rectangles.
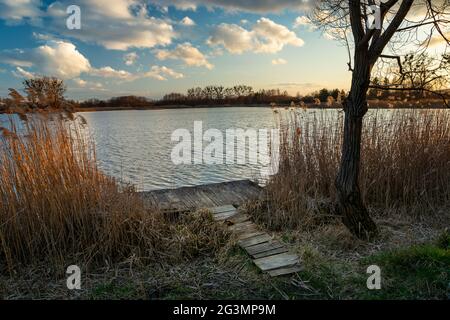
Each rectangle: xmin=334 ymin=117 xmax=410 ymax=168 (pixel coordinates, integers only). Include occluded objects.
xmin=2 ymin=107 xmax=442 ymax=191
xmin=79 ymin=107 xmax=292 ymax=191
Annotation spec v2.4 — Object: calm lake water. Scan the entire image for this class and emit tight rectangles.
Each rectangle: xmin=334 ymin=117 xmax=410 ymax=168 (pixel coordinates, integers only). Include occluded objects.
xmin=2 ymin=107 xmax=443 ymax=191
xmin=79 ymin=107 xmax=291 ymax=191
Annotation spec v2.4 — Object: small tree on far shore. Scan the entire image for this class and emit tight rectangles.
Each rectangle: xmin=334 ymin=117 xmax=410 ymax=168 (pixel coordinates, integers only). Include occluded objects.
xmin=23 ymin=77 xmax=66 ymax=110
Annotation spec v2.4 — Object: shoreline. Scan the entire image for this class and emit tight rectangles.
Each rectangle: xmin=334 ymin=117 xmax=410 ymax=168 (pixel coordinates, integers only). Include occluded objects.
xmin=75 ymin=104 xmax=273 ymax=112
xmin=75 ymin=103 xmax=449 ymax=113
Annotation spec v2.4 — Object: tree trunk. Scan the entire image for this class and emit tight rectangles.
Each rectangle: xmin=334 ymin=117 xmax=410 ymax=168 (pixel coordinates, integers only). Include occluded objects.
xmin=335 ymin=52 xmax=378 ymax=240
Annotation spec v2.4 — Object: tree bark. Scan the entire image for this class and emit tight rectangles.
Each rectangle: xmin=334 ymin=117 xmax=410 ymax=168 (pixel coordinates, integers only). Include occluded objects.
xmin=335 ymin=50 xmax=378 ymax=240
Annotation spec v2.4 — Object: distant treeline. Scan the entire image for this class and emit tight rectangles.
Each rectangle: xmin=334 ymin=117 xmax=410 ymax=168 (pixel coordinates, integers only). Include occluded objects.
xmin=1 ymin=79 xmax=445 ymax=113
xmin=77 ymin=95 xmax=152 ymax=110
xmin=158 ymin=86 xmax=345 ymax=106
xmin=74 ymin=86 xmax=347 ymax=110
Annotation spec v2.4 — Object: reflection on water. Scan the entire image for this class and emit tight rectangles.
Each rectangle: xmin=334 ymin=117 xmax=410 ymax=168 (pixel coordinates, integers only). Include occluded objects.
xmin=79 ymin=107 xmax=289 ymax=191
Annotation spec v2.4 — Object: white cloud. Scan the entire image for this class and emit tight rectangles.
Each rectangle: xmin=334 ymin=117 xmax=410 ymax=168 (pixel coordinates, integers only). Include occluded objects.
xmin=34 ymin=41 xmax=92 ymax=79
xmin=180 ymin=16 xmax=196 ymax=26
xmin=207 ymin=18 xmax=304 ymax=54
xmin=207 ymin=24 xmax=255 ymax=54
xmin=0 ymin=1 xmax=309 ymax=54
xmin=73 ymin=78 xmax=87 ymax=87
xmin=32 ymin=32 xmax=57 ymax=41
xmin=0 ymin=0 xmax=42 ymax=23
xmin=0 ymin=41 xmax=91 ymax=79
xmin=90 ymin=65 xmax=184 ymax=82
xmin=156 ymin=43 xmax=214 ymax=69
xmin=124 ymin=52 xmax=138 ymax=66
xmin=293 ymin=16 xmax=314 ymax=29
xmin=272 ymin=58 xmax=287 ymax=65
xmin=163 ymin=0 xmax=197 ymax=11
xmin=0 ymin=41 xmax=183 ymax=83
xmin=72 ymin=78 xmax=105 ymax=90
xmin=13 ymin=67 xmax=35 ymax=79
xmin=158 ymin=0 xmax=312 ymax=13
xmin=90 ymin=66 xmax=133 ymax=80
xmin=144 ymin=66 xmax=184 ymax=81
xmin=44 ymin=0 xmax=176 ymax=51
xmin=253 ymin=18 xmax=304 ymax=53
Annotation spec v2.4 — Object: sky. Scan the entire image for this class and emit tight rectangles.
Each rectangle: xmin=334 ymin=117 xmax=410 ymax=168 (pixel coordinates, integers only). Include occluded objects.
xmin=0 ymin=0 xmax=355 ymax=100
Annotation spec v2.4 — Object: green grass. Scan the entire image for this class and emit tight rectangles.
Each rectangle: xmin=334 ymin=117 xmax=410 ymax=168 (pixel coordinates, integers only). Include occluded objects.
xmin=264 ymin=239 xmax=450 ymax=300
xmin=436 ymin=230 xmax=450 ymax=250
xmin=359 ymin=244 xmax=449 ymax=299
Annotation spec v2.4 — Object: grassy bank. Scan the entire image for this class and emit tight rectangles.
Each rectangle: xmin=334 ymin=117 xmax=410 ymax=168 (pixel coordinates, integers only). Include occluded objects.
xmin=1 ymin=216 xmax=448 ymax=299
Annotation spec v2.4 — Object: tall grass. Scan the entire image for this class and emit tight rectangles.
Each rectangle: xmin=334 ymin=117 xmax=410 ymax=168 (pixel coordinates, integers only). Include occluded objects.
xmin=0 ymin=116 xmax=229 ymax=271
xmin=249 ymin=109 xmax=450 ymax=230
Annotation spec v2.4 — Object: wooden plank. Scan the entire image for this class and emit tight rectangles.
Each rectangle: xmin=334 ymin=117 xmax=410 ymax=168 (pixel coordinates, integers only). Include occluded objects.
xmin=245 ymin=241 xmax=285 ymax=256
xmin=141 ymin=180 xmax=262 ymax=211
xmin=142 ymin=182 xmax=301 ymax=277
xmin=253 ymin=253 xmax=299 ymax=271
xmin=238 ymin=234 xmax=272 ymax=248
xmin=195 ymin=190 xmax=217 ymax=208
xmin=252 ymin=247 xmax=289 ymax=259
xmin=210 ymin=205 xmax=236 ymax=214
xmin=268 ymin=265 xmax=302 ymax=277
xmin=214 ymin=210 xmax=238 ymax=221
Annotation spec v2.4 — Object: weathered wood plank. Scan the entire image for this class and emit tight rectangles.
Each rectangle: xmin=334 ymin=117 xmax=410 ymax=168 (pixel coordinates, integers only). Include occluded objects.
xmin=213 ymin=210 xmax=238 ymax=221
xmin=253 ymin=253 xmax=299 ymax=271
xmin=207 ymin=204 xmax=301 ymax=277
xmin=211 ymin=205 xmax=236 ymax=214
xmin=268 ymin=265 xmax=302 ymax=277
xmin=238 ymin=234 xmax=272 ymax=248
xmin=142 ymin=180 xmax=262 ymax=211
xmin=252 ymin=247 xmax=289 ymax=259
xmin=245 ymin=241 xmax=285 ymax=256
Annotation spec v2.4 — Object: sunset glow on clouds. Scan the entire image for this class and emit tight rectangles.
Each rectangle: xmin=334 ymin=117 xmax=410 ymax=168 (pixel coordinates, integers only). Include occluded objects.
xmin=0 ymin=0 xmax=352 ymax=99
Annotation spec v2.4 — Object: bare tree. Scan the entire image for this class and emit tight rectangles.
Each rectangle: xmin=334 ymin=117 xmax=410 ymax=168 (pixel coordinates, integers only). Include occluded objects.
xmin=23 ymin=77 xmax=66 ymax=110
xmin=371 ymin=52 xmax=450 ymax=98
xmin=309 ymin=0 xmax=450 ymax=239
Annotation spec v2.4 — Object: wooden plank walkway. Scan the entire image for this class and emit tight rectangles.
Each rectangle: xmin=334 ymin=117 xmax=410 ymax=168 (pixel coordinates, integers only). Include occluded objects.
xmin=142 ymin=180 xmax=263 ymax=212
xmin=210 ymin=205 xmax=302 ymax=277
xmin=142 ymin=180 xmax=300 ymax=277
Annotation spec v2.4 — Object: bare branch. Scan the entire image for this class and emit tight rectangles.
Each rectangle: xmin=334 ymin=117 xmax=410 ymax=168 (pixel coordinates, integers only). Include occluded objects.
xmin=369 ymin=0 xmax=414 ymax=64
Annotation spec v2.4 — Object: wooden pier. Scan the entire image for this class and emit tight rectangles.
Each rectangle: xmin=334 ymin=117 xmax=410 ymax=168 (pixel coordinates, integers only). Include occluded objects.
xmin=142 ymin=180 xmax=263 ymax=211
xmin=142 ymin=180 xmax=301 ymax=277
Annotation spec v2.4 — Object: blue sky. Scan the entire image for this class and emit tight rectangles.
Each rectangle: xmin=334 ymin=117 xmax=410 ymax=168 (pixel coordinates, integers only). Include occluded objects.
xmin=0 ymin=0 xmax=352 ymax=100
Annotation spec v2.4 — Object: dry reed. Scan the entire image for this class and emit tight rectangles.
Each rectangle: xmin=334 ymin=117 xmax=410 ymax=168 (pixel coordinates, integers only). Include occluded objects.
xmin=249 ymin=109 xmax=450 ymax=230
xmin=0 ymin=115 xmax=229 ymax=272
